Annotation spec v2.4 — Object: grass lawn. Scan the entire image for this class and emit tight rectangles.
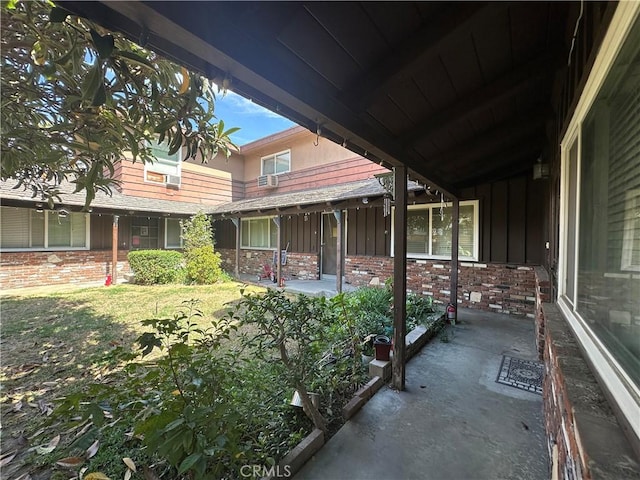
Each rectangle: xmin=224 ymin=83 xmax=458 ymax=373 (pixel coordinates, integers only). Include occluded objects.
xmin=0 ymin=281 xmax=263 ymax=478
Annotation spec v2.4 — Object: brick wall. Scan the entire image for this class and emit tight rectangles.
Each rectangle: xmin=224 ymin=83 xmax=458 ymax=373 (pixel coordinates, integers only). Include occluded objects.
xmin=0 ymin=250 xmax=130 ymax=290
xmin=345 ymin=255 xmax=538 ymax=316
xmin=534 ymin=266 xmax=551 ymax=359
xmin=542 ymin=304 xmax=640 ymax=480
xmin=218 ymin=248 xmax=320 ymax=281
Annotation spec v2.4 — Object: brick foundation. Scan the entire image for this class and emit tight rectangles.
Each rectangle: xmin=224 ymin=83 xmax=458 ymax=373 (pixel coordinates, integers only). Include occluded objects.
xmin=542 ymin=303 xmax=640 ymax=480
xmin=219 ymin=248 xmax=320 ymax=281
xmin=345 ymin=255 xmax=539 ymax=317
xmin=0 ymin=250 xmax=130 ymax=290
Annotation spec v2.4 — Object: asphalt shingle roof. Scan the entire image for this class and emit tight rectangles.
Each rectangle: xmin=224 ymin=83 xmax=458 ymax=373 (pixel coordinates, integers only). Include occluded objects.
xmin=1 ymin=177 xmax=424 ymax=216
xmin=0 ymin=179 xmax=205 ymax=215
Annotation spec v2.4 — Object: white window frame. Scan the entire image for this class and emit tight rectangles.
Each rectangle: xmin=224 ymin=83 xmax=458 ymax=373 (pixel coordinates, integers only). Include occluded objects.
xmin=390 ymin=200 xmax=479 ymax=261
xmin=164 ymin=218 xmax=183 ymax=249
xmin=260 ymin=150 xmax=291 ymax=176
xmin=144 ymin=138 xmax=182 ymax=185
xmin=240 ymin=216 xmax=277 ymax=250
xmin=557 ymin=1 xmax=640 ymax=441
xmin=0 ymin=207 xmax=90 ymax=251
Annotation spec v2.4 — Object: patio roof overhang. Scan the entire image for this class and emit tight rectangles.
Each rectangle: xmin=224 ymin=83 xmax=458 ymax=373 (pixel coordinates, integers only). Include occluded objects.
xmin=58 ymin=1 xmax=580 ymax=197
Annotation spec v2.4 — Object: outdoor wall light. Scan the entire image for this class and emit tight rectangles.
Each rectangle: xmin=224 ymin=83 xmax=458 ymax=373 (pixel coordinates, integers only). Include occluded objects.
xmin=533 ymin=162 xmax=550 ymax=180
xmin=362 ymin=197 xmax=369 ymax=204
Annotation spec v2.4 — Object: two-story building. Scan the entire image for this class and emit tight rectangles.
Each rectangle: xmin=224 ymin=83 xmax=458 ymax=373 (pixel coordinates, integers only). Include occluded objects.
xmin=2 ymin=123 xmax=546 ymax=323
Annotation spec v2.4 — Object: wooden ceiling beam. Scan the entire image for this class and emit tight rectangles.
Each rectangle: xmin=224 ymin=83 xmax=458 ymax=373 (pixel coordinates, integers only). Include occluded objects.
xmin=400 ymin=53 xmax=556 ymax=147
xmin=344 ymin=3 xmax=507 ymax=112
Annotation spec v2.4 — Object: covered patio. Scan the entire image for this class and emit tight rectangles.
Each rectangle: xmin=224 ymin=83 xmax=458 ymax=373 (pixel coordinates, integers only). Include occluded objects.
xmin=297 ymin=308 xmax=547 ymax=480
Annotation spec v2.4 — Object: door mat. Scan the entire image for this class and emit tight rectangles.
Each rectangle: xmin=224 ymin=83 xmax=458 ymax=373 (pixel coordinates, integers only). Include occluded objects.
xmin=496 ymin=355 xmax=543 ymax=395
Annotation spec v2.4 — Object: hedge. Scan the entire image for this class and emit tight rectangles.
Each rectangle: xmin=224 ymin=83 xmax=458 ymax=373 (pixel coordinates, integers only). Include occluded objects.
xmin=127 ymin=250 xmax=184 ymax=285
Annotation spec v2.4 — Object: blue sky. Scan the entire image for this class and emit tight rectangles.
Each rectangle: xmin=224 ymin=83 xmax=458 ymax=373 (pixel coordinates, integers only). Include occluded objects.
xmin=214 ymin=90 xmax=297 ymax=146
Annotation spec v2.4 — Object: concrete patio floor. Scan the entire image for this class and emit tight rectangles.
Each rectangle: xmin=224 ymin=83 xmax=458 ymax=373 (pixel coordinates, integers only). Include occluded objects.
xmin=238 ymin=273 xmax=357 ymax=297
xmin=296 ymin=308 xmax=549 ymax=480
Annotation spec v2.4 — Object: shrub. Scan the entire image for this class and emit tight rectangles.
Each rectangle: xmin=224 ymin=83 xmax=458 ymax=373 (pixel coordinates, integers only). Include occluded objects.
xmin=184 ymin=245 xmax=222 ymax=284
xmin=181 ymin=212 xmax=223 ymax=284
xmin=127 ymin=250 xmax=184 ymax=285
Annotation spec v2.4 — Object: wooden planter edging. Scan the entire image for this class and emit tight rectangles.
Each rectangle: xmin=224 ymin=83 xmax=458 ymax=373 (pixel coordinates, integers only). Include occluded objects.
xmin=271 ymin=315 xmax=445 ymax=478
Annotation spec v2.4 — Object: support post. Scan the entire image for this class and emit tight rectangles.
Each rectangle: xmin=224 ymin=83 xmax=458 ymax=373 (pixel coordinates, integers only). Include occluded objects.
xmin=274 ymin=216 xmax=282 ymax=285
xmin=392 ymin=166 xmax=407 ymax=391
xmin=112 ymin=215 xmax=119 ymax=285
xmin=333 ymin=210 xmax=343 ymax=294
xmin=450 ymin=197 xmax=459 ymax=319
xmin=231 ymin=218 xmax=240 ymax=278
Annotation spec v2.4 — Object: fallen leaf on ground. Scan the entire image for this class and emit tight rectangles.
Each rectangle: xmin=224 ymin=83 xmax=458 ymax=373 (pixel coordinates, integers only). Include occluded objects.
xmin=35 ymin=434 xmax=60 ymax=454
xmin=56 ymin=456 xmax=84 ymax=468
xmin=0 ymin=450 xmax=17 ymax=467
xmin=86 ymin=440 xmax=100 ymax=459
xmin=122 ymin=457 xmax=136 ymax=472
xmin=124 ymin=470 xmax=132 ymax=480
xmin=84 ymin=473 xmax=110 ymax=480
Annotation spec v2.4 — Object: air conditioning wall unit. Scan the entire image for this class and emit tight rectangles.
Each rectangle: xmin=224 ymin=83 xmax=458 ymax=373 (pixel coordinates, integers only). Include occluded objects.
xmin=257 ymin=174 xmax=278 ymax=188
xmin=166 ymin=175 xmax=181 ymax=189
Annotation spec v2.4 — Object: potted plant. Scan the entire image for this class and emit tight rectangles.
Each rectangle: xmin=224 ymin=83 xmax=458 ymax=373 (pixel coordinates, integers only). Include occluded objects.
xmin=373 ymin=334 xmax=392 ymax=361
xmin=361 ymin=333 xmax=376 ymax=365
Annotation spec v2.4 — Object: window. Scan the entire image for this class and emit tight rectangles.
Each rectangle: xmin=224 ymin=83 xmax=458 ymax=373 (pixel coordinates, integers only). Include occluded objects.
xmin=241 ymin=217 xmax=278 ymax=249
xmin=0 ymin=206 xmax=89 ymax=250
xmin=261 ymin=150 xmax=290 ymax=175
xmin=131 ymin=217 xmax=160 ymax=250
xmin=165 ymin=218 xmax=183 ymax=249
xmin=144 ymin=138 xmax=182 ymax=184
xmin=394 ymin=201 xmax=479 ymax=260
xmin=559 ymin=6 xmax=639 ymax=436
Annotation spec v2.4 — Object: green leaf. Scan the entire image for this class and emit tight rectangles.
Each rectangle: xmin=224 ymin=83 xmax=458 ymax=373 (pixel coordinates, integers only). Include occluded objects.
xmin=49 ymin=7 xmax=69 ymax=23
xmin=92 ymin=80 xmax=106 ymax=107
xmin=90 ymin=29 xmax=114 ymax=59
xmin=162 ymin=418 xmax=185 ymax=433
xmin=178 ymin=453 xmax=202 ymax=475
xmin=116 ymin=50 xmax=156 ymax=70
xmin=82 ymin=64 xmax=101 ymax=101
xmin=137 ymin=332 xmax=162 ymax=357
xmin=87 ymin=403 xmax=105 ymax=427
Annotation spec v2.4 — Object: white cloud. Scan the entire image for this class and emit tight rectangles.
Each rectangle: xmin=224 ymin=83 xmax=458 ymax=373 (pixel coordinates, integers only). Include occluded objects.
xmin=218 ymin=90 xmax=283 ymax=119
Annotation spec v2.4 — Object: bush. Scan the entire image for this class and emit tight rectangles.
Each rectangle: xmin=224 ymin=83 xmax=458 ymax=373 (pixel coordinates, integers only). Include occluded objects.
xmin=184 ymin=245 xmax=222 ymax=284
xmin=181 ymin=212 xmax=223 ymax=284
xmin=127 ymin=250 xmax=184 ymax=285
